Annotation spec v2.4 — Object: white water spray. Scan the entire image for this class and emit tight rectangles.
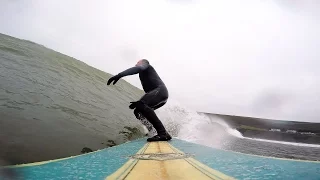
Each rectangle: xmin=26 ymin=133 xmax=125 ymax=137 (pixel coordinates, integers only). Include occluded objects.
xmin=155 ymin=100 xmax=320 ymax=148
xmin=155 ymin=100 xmax=243 ymax=148
xmin=201 ymin=113 xmax=244 ymax=138
xmin=244 ymin=137 xmax=320 ymax=148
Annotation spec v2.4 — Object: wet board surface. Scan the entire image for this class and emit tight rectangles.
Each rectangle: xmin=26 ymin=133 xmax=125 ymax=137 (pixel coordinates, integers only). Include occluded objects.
xmin=1 ymin=138 xmax=319 ymax=180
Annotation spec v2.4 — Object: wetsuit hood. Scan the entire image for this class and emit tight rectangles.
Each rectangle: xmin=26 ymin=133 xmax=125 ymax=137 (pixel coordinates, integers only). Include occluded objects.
xmin=136 ymin=59 xmax=149 ymax=66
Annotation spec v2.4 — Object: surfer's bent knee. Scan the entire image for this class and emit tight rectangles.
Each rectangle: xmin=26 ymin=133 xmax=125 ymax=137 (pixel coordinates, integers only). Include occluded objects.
xmin=135 ymin=101 xmax=151 ymax=112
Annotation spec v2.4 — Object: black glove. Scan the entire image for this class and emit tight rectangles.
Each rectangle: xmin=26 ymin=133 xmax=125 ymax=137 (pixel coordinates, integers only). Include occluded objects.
xmin=129 ymin=101 xmax=138 ymax=109
xmin=107 ymin=74 xmax=121 ymax=85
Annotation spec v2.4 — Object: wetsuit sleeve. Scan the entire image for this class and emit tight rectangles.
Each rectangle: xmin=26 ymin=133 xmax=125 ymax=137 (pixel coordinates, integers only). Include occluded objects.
xmin=118 ymin=62 xmax=149 ymax=77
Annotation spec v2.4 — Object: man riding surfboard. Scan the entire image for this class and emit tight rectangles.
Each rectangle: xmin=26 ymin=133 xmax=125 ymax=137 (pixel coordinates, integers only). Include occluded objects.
xmin=107 ymin=59 xmax=172 ymax=142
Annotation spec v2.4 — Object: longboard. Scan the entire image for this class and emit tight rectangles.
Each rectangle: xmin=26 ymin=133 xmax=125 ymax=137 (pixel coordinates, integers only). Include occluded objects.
xmin=1 ymin=138 xmax=319 ymax=180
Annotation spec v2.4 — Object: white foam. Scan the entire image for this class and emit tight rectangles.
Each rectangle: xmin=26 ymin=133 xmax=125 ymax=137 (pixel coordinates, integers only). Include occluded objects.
xmin=244 ymin=137 xmax=320 ymax=148
xmin=156 ymin=101 xmax=320 ymax=148
xmin=201 ymin=113 xmax=244 ymax=138
xmin=156 ymin=101 xmax=242 ymax=148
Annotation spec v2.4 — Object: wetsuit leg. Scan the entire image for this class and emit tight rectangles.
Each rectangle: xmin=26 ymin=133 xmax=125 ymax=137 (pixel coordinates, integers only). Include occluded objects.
xmin=139 ymin=86 xmax=168 ymax=108
xmin=135 ymin=86 xmax=168 ymax=135
xmin=135 ymin=99 xmax=166 ymax=136
xmin=152 ymin=101 xmax=166 ymax=110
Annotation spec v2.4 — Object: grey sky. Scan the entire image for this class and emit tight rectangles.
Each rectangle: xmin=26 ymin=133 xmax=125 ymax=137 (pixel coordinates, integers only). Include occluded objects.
xmin=1 ymin=0 xmax=320 ymax=122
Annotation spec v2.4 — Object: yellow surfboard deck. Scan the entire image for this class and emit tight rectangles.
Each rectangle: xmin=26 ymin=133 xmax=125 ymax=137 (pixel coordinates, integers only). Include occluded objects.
xmin=106 ymin=141 xmax=234 ymax=180
xmin=2 ymin=138 xmax=319 ymax=180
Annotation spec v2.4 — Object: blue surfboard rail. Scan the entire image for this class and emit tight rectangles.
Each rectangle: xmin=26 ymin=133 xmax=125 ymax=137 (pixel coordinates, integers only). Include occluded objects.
xmin=171 ymin=139 xmax=320 ymax=180
xmin=1 ymin=138 xmax=319 ymax=180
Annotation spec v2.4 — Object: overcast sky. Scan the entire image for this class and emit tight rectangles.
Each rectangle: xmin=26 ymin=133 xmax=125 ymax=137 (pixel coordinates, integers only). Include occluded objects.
xmin=1 ymin=0 xmax=320 ymax=122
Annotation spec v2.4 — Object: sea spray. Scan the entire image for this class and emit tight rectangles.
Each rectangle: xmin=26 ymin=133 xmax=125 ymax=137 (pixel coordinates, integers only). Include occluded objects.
xmin=155 ymin=100 xmax=243 ymax=149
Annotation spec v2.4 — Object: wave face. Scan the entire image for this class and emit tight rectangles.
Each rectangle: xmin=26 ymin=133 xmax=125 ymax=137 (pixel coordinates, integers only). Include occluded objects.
xmin=0 ymin=33 xmax=147 ymax=165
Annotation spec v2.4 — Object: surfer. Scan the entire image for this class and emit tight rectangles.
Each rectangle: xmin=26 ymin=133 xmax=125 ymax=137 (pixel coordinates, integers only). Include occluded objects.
xmin=107 ymin=59 xmax=172 ymax=142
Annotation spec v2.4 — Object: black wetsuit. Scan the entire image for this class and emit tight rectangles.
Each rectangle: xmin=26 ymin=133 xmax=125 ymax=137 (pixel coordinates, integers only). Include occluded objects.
xmin=116 ymin=60 xmax=169 ymax=135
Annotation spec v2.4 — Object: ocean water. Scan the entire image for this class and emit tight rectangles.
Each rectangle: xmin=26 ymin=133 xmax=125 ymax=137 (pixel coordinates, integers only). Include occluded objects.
xmin=0 ymin=33 xmax=319 ymax=168
xmin=0 ymin=33 xmax=146 ymax=165
xmin=156 ymin=103 xmax=320 ymax=161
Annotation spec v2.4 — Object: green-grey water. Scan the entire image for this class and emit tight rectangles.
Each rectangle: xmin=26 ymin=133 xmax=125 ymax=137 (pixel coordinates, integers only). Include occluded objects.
xmin=1 ymin=33 xmax=319 ymax=169
xmin=0 ymin=33 xmax=146 ymax=165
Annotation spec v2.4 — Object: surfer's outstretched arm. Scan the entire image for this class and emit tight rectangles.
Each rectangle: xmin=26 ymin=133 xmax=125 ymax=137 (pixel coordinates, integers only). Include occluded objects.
xmin=107 ymin=59 xmax=149 ymax=85
xmin=118 ymin=63 xmax=148 ymax=77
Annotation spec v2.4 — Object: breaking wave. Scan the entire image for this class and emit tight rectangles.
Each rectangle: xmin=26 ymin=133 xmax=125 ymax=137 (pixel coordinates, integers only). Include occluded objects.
xmin=156 ymin=101 xmax=242 ymax=149
xmin=156 ymin=101 xmax=320 ymax=149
